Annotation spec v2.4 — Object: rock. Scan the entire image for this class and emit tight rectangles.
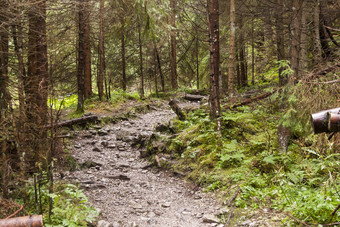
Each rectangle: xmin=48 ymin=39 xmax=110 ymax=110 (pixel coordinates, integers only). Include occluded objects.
xmin=161 ymin=202 xmax=171 ymax=208
xmin=89 ymin=130 xmax=97 ymax=135
xmin=118 ymin=146 xmax=125 ymax=151
xmin=98 ymin=129 xmax=108 ymax=136
xmin=202 ymin=214 xmax=220 ymax=224
xmin=81 ymin=160 xmax=102 ymax=168
xmin=122 ymin=136 xmax=133 ymax=143
xmin=83 ymin=132 xmax=93 ymax=138
xmin=74 ymin=144 xmax=81 ymax=149
xmin=97 ymin=220 xmax=112 ymax=227
xmin=92 ymin=125 xmax=102 ymax=130
xmin=116 ymin=130 xmax=130 ymax=140
xmin=93 ymin=147 xmax=102 ymax=152
xmin=101 ymin=141 xmax=109 ymax=147
xmin=107 ymin=143 xmax=116 ymax=149
xmin=155 ymin=123 xmax=169 ymax=132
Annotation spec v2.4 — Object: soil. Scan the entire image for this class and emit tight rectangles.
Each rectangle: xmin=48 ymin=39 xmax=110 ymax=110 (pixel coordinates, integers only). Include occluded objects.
xmin=64 ymin=99 xmax=286 ymax=227
xmin=65 ymin=100 xmax=224 ymax=227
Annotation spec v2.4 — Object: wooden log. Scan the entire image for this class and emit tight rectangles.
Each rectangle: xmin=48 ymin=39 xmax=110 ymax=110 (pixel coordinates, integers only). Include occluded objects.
xmin=169 ymin=99 xmax=186 ymax=120
xmin=311 ymin=108 xmax=340 ymax=134
xmin=0 ymin=215 xmax=43 ymax=227
xmin=328 ymin=113 xmax=340 ymax=133
xmin=184 ymin=94 xmax=205 ymax=102
xmin=225 ymin=89 xmax=279 ymax=109
xmin=47 ymin=115 xmax=98 ymax=128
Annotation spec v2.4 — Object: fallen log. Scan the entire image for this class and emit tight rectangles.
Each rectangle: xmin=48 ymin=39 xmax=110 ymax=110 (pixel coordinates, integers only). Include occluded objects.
xmin=169 ymin=99 xmax=186 ymax=121
xmin=311 ymin=108 xmax=340 ymax=134
xmin=184 ymin=94 xmax=205 ymax=102
xmin=0 ymin=215 xmax=43 ymax=227
xmin=225 ymin=89 xmax=279 ymax=109
xmin=46 ymin=115 xmax=98 ymax=128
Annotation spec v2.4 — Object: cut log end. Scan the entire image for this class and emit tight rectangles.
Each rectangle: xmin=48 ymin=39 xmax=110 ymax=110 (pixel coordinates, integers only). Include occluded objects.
xmin=311 ymin=108 xmax=340 ymax=134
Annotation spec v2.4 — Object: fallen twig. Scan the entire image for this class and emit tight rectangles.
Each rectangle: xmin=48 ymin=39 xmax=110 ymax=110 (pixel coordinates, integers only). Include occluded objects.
xmin=226 ymin=187 xmax=240 ymax=207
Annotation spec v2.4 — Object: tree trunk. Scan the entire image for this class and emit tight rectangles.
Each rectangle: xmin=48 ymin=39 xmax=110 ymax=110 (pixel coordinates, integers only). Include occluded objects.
xmin=196 ymin=30 xmax=200 ymax=90
xmin=83 ymin=0 xmax=92 ymax=98
xmin=138 ymin=21 xmax=144 ymax=98
xmin=312 ymin=0 xmax=322 ymax=62
xmin=289 ymin=0 xmax=303 ymax=85
xmin=228 ymin=0 xmax=236 ymax=97
xmin=97 ymin=0 xmax=105 ymax=101
xmin=207 ymin=0 xmax=220 ymax=122
xmin=170 ymin=0 xmax=178 ymax=89
xmin=121 ymin=20 xmax=127 ymax=91
xmin=275 ymin=0 xmax=287 ymax=86
xmin=77 ymin=0 xmax=85 ymax=112
xmin=155 ymin=45 xmax=165 ymax=92
xmin=0 ymin=0 xmax=11 ymax=119
xmin=299 ymin=0 xmax=308 ymax=76
xmin=27 ymin=0 xmax=49 ymax=170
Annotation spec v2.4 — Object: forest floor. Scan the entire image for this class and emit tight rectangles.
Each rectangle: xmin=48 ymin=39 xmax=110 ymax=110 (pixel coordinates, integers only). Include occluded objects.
xmin=64 ymin=98 xmax=285 ymax=227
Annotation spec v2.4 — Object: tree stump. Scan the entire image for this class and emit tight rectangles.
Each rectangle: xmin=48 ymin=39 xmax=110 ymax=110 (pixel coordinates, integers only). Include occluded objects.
xmin=169 ymin=99 xmax=186 ymax=121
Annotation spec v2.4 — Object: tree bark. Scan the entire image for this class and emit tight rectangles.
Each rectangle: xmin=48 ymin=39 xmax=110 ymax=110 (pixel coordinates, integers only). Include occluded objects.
xmin=138 ymin=21 xmax=144 ymax=98
xmin=207 ymin=0 xmax=220 ymax=122
xmin=155 ymin=45 xmax=165 ymax=92
xmin=312 ymin=0 xmax=322 ymax=62
xmin=121 ymin=18 xmax=127 ymax=91
xmin=299 ymin=0 xmax=308 ymax=75
xmin=169 ymin=99 xmax=186 ymax=121
xmin=83 ymin=0 xmax=92 ymax=98
xmin=275 ymin=0 xmax=287 ymax=86
xmin=289 ymin=0 xmax=303 ymax=85
xmin=97 ymin=0 xmax=105 ymax=101
xmin=77 ymin=0 xmax=85 ymax=112
xmin=0 ymin=0 xmax=11 ymax=119
xmin=170 ymin=0 xmax=178 ymax=89
xmin=228 ymin=0 xmax=236 ymax=97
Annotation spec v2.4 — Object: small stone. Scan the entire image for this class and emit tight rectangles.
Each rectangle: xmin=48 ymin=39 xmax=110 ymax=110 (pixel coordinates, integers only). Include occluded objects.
xmin=98 ymin=130 xmax=108 ymax=136
xmin=93 ymin=147 xmax=102 ymax=152
xmin=74 ymin=144 xmax=81 ymax=148
xmin=161 ymin=202 xmax=171 ymax=208
xmin=118 ymin=146 xmax=125 ymax=151
xmin=101 ymin=141 xmax=109 ymax=147
xmin=97 ymin=220 xmax=112 ymax=227
xmin=202 ymin=214 xmax=220 ymax=224
xmin=107 ymin=143 xmax=116 ymax=149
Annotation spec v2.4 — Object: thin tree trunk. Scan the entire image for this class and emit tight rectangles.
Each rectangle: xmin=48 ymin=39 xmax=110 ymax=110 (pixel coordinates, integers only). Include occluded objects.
xmin=251 ymin=3 xmax=255 ymax=85
xmin=170 ymin=0 xmax=178 ymax=89
xmin=138 ymin=21 xmax=144 ymax=98
xmin=276 ymin=0 xmax=286 ymax=86
xmin=155 ymin=45 xmax=165 ymax=92
xmin=83 ymin=0 xmax=92 ymax=98
xmin=154 ymin=49 xmax=159 ymax=97
xmin=207 ymin=0 xmax=220 ymax=123
xmin=121 ymin=20 xmax=127 ymax=91
xmin=0 ymin=0 xmax=11 ymax=119
xmin=312 ymin=0 xmax=322 ymax=62
xmin=196 ymin=30 xmax=200 ymax=90
xmin=97 ymin=0 xmax=105 ymax=101
xmin=77 ymin=0 xmax=85 ymax=112
xmin=299 ymin=0 xmax=308 ymax=76
xmin=289 ymin=0 xmax=303 ymax=85
xmin=228 ymin=0 xmax=236 ymax=97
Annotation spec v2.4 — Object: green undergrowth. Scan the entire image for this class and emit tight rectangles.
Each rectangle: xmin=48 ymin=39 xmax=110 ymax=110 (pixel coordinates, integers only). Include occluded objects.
xmin=157 ymin=103 xmax=340 ymax=225
xmin=16 ymin=175 xmax=98 ymax=226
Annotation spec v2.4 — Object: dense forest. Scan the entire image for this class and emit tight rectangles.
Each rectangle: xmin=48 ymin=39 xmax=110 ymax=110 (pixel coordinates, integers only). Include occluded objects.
xmin=0 ymin=0 xmax=339 ymax=226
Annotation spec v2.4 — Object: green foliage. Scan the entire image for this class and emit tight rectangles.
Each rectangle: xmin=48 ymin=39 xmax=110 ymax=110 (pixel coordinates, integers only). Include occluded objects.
xmin=163 ymin=102 xmax=340 ymax=225
xmin=21 ymin=180 xmax=98 ymax=227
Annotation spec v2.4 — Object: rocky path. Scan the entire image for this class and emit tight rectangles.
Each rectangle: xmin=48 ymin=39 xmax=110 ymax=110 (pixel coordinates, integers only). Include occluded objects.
xmin=66 ymin=101 xmax=224 ymax=227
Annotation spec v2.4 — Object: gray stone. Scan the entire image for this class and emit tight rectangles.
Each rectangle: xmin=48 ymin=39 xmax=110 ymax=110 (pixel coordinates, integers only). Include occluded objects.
xmin=97 ymin=220 xmax=112 ymax=227
xmin=93 ymin=147 xmax=102 ymax=152
xmin=74 ymin=144 xmax=81 ymax=149
xmin=101 ymin=141 xmax=109 ymax=147
xmin=202 ymin=214 xmax=220 ymax=224
xmin=98 ymin=129 xmax=108 ymax=136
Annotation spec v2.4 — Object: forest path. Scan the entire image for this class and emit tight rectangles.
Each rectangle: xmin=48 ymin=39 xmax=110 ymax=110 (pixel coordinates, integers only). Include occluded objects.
xmin=66 ymin=100 xmax=224 ymax=227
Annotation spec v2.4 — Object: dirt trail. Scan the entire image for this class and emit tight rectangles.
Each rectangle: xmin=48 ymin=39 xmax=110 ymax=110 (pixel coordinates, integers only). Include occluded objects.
xmin=66 ymin=101 xmax=224 ymax=227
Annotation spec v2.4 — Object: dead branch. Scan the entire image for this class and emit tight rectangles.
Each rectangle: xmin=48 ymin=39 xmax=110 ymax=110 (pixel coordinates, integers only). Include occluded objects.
xmin=303 ymin=63 xmax=340 ymax=82
xmin=5 ymin=205 xmax=23 ymax=219
xmin=224 ymin=89 xmax=279 ymax=109
xmin=46 ymin=115 xmax=98 ymax=128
